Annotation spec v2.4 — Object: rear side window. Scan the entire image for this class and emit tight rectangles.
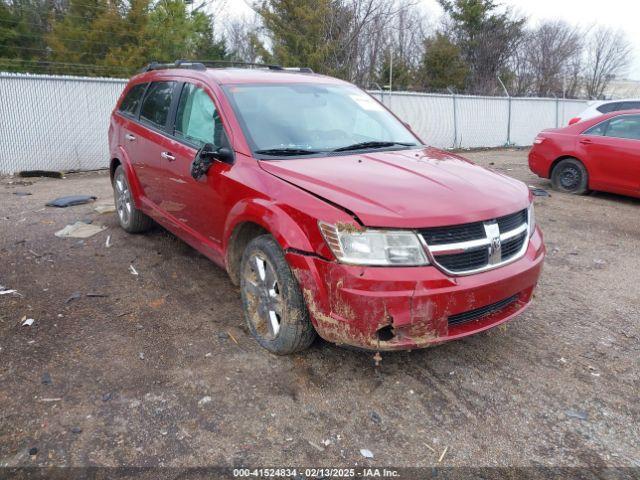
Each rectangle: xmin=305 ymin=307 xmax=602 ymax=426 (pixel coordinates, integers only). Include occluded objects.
xmin=584 ymin=121 xmax=608 ymax=136
xmin=596 ymin=102 xmax=620 ymax=114
xmin=605 ymin=115 xmax=640 ymax=140
xmin=140 ymin=81 xmax=176 ymax=128
xmin=119 ymin=83 xmax=147 ymax=116
xmin=174 ymin=83 xmax=224 ymax=146
xmin=620 ymin=101 xmax=640 ymax=110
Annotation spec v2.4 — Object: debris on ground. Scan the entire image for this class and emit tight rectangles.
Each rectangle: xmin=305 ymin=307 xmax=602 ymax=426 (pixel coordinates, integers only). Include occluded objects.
xmin=28 ymin=447 xmax=38 ymax=456
xmin=227 ymin=331 xmax=238 ymax=344
xmin=21 ymin=318 xmax=35 ymax=327
xmin=373 ymin=351 xmax=382 ymax=367
xmin=65 ymin=292 xmax=81 ymax=304
xmin=360 ymin=448 xmax=374 ymax=458
xmin=593 ymin=258 xmax=607 ymax=269
xmin=138 ymin=352 xmax=145 ymax=360
xmin=198 ymin=396 xmax=212 ymax=406
xmin=13 ymin=191 xmax=32 ymax=196
xmin=19 ymin=170 xmax=63 ymax=179
xmin=86 ymin=293 xmax=109 ymax=298
xmin=529 ymin=186 xmax=550 ymax=197
xmin=370 ymin=411 xmax=381 ymax=424
xmin=46 ymin=195 xmax=97 ymax=208
xmin=0 ymin=286 xmax=22 ymax=296
xmin=94 ymin=204 xmax=116 ymax=214
xmin=55 ymin=222 xmax=106 ymax=239
xmin=105 ymin=235 xmax=112 ymax=248
xmin=101 ymin=392 xmax=113 ymax=402
xmin=41 ymin=372 xmax=52 ymax=385
xmin=438 ymin=446 xmax=448 ymax=462
xmin=308 ymin=441 xmax=325 ymax=452
xmin=566 ymin=409 xmax=589 ymax=420
xmin=70 ymin=426 xmax=82 ymax=434
xmin=129 ymin=265 xmax=139 ymax=276
xmin=423 ymin=443 xmax=436 ymax=453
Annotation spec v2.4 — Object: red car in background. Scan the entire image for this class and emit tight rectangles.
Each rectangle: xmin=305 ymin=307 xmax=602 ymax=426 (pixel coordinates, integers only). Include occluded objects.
xmin=529 ymin=110 xmax=640 ymax=198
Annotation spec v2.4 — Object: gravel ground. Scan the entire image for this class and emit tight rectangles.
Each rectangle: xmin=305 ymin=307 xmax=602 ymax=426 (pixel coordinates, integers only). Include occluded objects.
xmin=0 ymin=149 xmax=638 ymax=474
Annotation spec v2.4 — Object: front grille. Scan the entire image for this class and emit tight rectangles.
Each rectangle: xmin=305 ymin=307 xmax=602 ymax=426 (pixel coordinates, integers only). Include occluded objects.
xmin=419 ymin=222 xmax=485 ymax=245
xmin=501 ymin=231 xmax=527 ymax=261
xmin=497 ymin=210 xmax=527 ymax=232
xmin=436 ymin=247 xmax=488 ymax=271
xmin=419 ymin=208 xmax=529 ymax=275
xmin=448 ymin=294 xmax=519 ymax=326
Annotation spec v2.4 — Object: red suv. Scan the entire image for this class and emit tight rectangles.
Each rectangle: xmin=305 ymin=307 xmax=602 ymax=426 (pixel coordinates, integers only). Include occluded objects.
xmin=109 ymin=60 xmax=545 ymax=354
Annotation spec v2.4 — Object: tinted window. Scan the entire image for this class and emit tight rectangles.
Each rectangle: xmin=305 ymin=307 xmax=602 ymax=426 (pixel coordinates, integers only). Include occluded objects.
xmin=119 ymin=83 xmax=147 ymax=116
xmin=605 ymin=115 xmax=640 ymax=140
xmin=620 ymin=101 xmax=640 ymax=110
xmin=596 ymin=102 xmax=620 ymax=114
xmin=175 ymin=84 xmax=224 ymax=146
xmin=140 ymin=82 xmax=175 ymax=128
xmin=584 ymin=120 xmax=608 ymax=136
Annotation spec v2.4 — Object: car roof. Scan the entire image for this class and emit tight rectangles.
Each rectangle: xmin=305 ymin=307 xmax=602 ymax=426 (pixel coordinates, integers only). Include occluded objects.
xmin=130 ymin=67 xmax=349 ymax=87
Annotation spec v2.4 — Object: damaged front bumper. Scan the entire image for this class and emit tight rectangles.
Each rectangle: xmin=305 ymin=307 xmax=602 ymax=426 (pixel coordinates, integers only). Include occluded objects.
xmin=287 ymin=229 xmax=545 ymax=351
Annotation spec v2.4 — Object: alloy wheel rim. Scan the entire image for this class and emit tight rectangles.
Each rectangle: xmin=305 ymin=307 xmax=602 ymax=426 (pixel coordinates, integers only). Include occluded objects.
xmin=114 ymin=173 xmax=132 ymax=225
xmin=243 ymin=253 xmax=283 ymax=340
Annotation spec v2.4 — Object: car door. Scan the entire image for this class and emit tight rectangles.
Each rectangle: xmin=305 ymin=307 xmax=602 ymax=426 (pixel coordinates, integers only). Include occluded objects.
xmin=133 ymin=80 xmax=179 ymax=211
xmin=116 ymin=82 xmax=148 ymax=185
xmin=156 ymin=81 xmax=233 ymax=258
xmin=579 ymin=114 xmax=640 ymax=192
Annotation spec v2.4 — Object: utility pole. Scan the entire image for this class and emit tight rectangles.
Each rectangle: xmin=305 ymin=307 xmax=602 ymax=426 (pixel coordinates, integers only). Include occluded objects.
xmin=497 ymin=75 xmax=511 ymax=146
xmin=389 ymin=49 xmax=393 ymax=92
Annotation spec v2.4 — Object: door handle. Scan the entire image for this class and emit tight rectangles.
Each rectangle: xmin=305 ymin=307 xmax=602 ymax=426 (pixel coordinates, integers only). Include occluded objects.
xmin=160 ymin=151 xmax=176 ymax=161
xmin=125 ymin=133 xmax=136 ymax=141
xmin=579 ymin=138 xmax=592 ymax=145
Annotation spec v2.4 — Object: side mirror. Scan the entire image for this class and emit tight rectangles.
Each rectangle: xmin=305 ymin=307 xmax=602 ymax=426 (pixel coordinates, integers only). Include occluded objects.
xmin=191 ymin=143 xmax=234 ymax=180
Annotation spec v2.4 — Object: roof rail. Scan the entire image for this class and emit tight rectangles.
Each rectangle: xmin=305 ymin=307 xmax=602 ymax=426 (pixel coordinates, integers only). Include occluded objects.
xmin=140 ymin=59 xmax=314 ymax=74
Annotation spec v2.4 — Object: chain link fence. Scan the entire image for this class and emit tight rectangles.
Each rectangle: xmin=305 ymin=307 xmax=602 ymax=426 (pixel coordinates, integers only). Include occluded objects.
xmin=0 ymin=73 xmax=588 ymax=174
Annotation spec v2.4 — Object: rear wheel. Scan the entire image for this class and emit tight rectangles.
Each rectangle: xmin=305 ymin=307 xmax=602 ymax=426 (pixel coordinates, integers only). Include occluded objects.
xmin=240 ymin=235 xmax=316 ymax=354
xmin=551 ymin=158 xmax=589 ymax=195
xmin=112 ymin=165 xmax=153 ymax=233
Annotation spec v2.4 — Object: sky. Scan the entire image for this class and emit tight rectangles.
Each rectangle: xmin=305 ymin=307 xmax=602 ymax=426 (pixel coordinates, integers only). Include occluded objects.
xmin=221 ymin=0 xmax=640 ymax=80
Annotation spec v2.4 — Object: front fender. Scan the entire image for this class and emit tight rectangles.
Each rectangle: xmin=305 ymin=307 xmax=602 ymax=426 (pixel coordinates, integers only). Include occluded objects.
xmin=223 ymin=198 xmax=316 ymax=254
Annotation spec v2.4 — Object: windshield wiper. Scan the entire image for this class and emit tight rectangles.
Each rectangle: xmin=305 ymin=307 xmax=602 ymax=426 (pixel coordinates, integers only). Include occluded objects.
xmin=255 ymin=148 xmax=322 ymax=156
xmin=332 ymin=141 xmax=416 ymax=152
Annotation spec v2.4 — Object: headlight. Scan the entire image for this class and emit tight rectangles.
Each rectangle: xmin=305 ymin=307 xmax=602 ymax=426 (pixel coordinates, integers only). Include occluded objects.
xmin=319 ymin=222 xmax=429 ymax=266
xmin=528 ymin=203 xmax=536 ymax=237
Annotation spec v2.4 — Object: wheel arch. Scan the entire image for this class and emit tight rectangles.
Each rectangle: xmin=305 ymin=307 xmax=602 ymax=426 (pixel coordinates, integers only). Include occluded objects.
xmin=223 ymin=199 xmax=317 ymax=286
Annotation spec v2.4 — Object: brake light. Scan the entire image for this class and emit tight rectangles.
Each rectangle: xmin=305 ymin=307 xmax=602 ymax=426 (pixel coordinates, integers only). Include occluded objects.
xmin=568 ymin=117 xmax=581 ymax=125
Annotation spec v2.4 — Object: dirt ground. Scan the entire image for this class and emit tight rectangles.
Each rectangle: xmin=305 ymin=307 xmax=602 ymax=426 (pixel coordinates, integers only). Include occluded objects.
xmin=0 ymin=149 xmax=638 ymax=473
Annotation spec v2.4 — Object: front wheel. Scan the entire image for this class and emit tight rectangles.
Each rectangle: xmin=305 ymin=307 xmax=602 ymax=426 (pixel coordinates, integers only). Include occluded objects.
xmin=551 ymin=158 xmax=589 ymax=195
xmin=112 ymin=165 xmax=153 ymax=233
xmin=240 ymin=235 xmax=316 ymax=354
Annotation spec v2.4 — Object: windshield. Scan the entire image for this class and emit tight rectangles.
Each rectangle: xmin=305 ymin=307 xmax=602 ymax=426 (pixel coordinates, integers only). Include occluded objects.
xmin=222 ymin=83 xmax=419 ymax=157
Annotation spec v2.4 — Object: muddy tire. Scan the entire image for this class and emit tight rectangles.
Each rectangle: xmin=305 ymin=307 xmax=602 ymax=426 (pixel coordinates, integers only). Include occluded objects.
xmin=240 ymin=235 xmax=316 ymax=354
xmin=112 ymin=165 xmax=153 ymax=233
xmin=551 ymin=158 xmax=589 ymax=195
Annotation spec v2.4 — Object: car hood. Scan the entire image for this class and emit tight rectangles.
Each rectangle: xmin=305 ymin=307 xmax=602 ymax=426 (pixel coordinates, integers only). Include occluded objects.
xmin=259 ymin=147 xmax=530 ymax=228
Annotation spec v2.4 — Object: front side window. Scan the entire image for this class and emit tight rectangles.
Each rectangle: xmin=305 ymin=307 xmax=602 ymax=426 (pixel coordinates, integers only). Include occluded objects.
xmin=605 ymin=115 xmax=640 ymax=140
xmin=174 ymin=83 xmax=224 ymax=147
xmin=222 ymin=83 xmax=418 ymax=156
xmin=119 ymin=83 xmax=147 ymax=116
xmin=140 ymin=81 xmax=175 ymax=128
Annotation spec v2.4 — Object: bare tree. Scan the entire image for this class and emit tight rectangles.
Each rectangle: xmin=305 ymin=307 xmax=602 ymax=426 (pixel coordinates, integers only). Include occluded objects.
xmin=526 ymin=20 xmax=583 ymax=97
xmin=584 ymin=26 xmax=633 ymax=99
